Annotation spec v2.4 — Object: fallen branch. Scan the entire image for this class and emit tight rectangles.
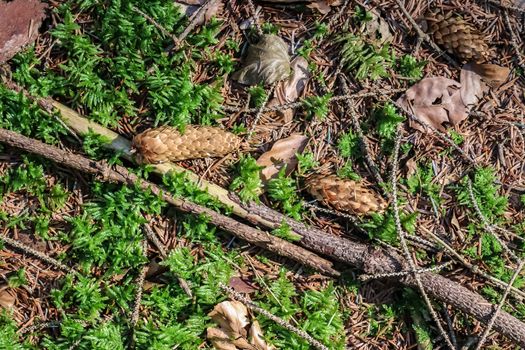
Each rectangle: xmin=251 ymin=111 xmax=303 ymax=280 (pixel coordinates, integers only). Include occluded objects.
xmin=0 ymin=128 xmax=339 ymax=278
xmin=3 ymin=89 xmax=525 ymax=345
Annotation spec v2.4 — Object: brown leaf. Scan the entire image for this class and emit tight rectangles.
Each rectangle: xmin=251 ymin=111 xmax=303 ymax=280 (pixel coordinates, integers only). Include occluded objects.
xmin=229 ymin=277 xmax=258 ymax=294
xmin=207 ymin=327 xmax=239 ymax=350
xmin=174 ymin=0 xmax=222 ymax=26
xmin=468 ymin=63 xmax=511 ymax=88
xmin=208 ymin=301 xmax=250 ymax=337
xmin=267 ymin=56 xmax=310 ymax=122
xmin=257 ymin=134 xmax=308 ymax=183
xmin=249 ymin=321 xmax=274 ymax=350
xmin=307 ymin=0 xmax=342 ymax=14
xmin=397 ymin=77 xmax=468 ymax=132
xmin=0 ymin=284 xmax=16 ymax=310
xmin=0 ymin=0 xmax=47 ymax=63
xmin=232 ymin=35 xmax=291 ymax=86
xmin=460 ymin=63 xmax=489 ymax=108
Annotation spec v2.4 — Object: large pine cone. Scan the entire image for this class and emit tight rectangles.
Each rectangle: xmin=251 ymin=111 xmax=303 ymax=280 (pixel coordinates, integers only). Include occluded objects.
xmin=306 ymin=175 xmax=388 ymax=216
xmin=424 ymin=10 xmax=489 ymax=62
xmin=132 ymin=126 xmax=241 ymax=164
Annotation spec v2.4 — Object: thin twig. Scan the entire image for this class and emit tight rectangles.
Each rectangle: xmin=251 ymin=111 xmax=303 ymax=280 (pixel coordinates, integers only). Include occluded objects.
xmin=338 ymin=75 xmax=385 ymax=187
xmin=475 ymin=259 xmax=525 ymax=350
xmin=222 ymin=89 xmax=405 ymax=113
xmin=466 ymin=178 xmax=519 ymax=262
xmin=390 ymin=127 xmax=455 ymax=349
xmin=131 ymin=6 xmax=180 ymax=46
xmin=502 ymin=9 xmax=525 ymax=72
xmin=246 ymin=0 xmax=262 ymax=36
xmin=247 ymin=82 xmax=276 ymax=140
xmin=130 ymin=240 xmax=148 ymax=328
xmin=219 ymin=283 xmax=330 ymax=350
xmin=486 ymin=0 xmax=525 ymax=15
xmin=358 ymin=261 xmax=453 ymax=282
xmin=421 ymin=226 xmax=525 ymax=301
xmin=1 ymin=234 xmax=80 ymax=277
xmin=143 ymin=223 xmax=194 ymax=297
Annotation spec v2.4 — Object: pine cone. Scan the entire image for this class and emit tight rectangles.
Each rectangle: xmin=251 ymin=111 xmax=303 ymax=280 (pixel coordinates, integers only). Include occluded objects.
xmin=132 ymin=126 xmax=241 ymax=164
xmin=306 ymin=175 xmax=388 ymax=216
xmin=424 ymin=10 xmax=489 ymax=62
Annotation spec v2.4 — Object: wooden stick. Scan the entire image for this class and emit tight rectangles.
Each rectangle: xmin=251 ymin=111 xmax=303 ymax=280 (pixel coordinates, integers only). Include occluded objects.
xmin=0 ymin=128 xmax=339 ymax=278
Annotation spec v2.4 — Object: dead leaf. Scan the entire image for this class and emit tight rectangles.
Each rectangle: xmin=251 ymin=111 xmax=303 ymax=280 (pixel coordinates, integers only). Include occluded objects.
xmin=0 ymin=0 xmax=47 ymax=64
xmin=229 ymin=277 xmax=258 ymax=294
xmin=257 ymin=134 xmax=308 ymax=183
xmin=174 ymin=0 xmax=222 ymax=26
xmin=460 ymin=63 xmax=489 ymax=107
xmin=232 ymin=34 xmax=291 ymax=86
xmin=362 ymin=10 xmax=393 ymax=44
xmin=249 ymin=321 xmax=273 ymax=349
xmin=397 ymin=77 xmax=468 ymax=132
xmin=207 ymin=300 xmax=274 ymax=350
xmin=307 ymin=0 xmax=342 ymax=14
xmin=209 ymin=301 xmax=250 ymax=337
xmin=267 ymin=56 xmax=310 ymax=122
xmin=467 ymin=63 xmax=510 ymax=88
xmin=0 ymin=284 xmax=16 ymax=310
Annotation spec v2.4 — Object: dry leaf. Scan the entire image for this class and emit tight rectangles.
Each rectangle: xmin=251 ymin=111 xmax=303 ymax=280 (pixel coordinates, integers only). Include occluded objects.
xmin=229 ymin=277 xmax=258 ymax=294
xmin=468 ymin=63 xmax=510 ymax=88
xmin=209 ymin=301 xmax=250 ymax=337
xmin=0 ymin=0 xmax=47 ymax=63
xmin=362 ymin=10 xmax=393 ymax=44
xmin=267 ymin=56 xmax=310 ymax=122
xmin=460 ymin=63 xmax=489 ymax=107
xmin=307 ymin=0 xmax=342 ymax=14
xmin=207 ymin=301 xmax=274 ymax=350
xmin=232 ymin=34 xmax=291 ymax=86
xmin=397 ymin=77 xmax=468 ymax=132
xmin=174 ymin=0 xmax=222 ymax=25
xmin=257 ymin=134 xmax=308 ymax=183
xmin=0 ymin=284 xmax=16 ymax=310
xmin=207 ymin=327 xmax=239 ymax=350
xmin=249 ymin=321 xmax=274 ymax=350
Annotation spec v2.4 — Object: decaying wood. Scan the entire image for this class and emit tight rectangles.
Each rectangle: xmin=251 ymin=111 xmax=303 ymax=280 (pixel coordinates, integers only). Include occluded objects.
xmin=2 ymin=127 xmax=525 ymax=346
xmin=0 ymin=128 xmax=339 ymax=278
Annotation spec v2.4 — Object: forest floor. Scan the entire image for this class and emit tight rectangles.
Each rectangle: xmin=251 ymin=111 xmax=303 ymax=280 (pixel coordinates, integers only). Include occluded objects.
xmin=1 ymin=0 xmax=525 ymax=349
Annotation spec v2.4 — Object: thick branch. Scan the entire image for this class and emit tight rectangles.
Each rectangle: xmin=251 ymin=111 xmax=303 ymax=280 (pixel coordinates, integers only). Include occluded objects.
xmin=0 ymin=128 xmax=339 ymax=277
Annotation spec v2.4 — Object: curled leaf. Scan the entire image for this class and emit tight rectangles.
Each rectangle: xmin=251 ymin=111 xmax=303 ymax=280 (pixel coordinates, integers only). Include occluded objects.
xmin=232 ymin=34 xmax=291 ymax=86
xmin=0 ymin=0 xmax=47 ymax=63
xmin=267 ymin=56 xmax=310 ymax=122
xmin=257 ymin=134 xmax=309 ymax=183
xmin=174 ymin=0 xmax=222 ymax=25
xmin=467 ymin=63 xmax=510 ymax=88
xmin=208 ymin=301 xmax=250 ymax=337
xmin=207 ymin=300 xmax=274 ymax=349
xmin=460 ymin=63 xmax=489 ymax=107
xmin=397 ymin=77 xmax=468 ymax=132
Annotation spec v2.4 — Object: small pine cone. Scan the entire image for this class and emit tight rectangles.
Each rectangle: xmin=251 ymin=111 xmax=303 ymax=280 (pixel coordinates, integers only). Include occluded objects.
xmin=424 ymin=11 xmax=489 ymax=62
xmin=132 ymin=126 xmax=241 ymax=164
xmin=306 ymin=175 xmax=388 ymax=216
